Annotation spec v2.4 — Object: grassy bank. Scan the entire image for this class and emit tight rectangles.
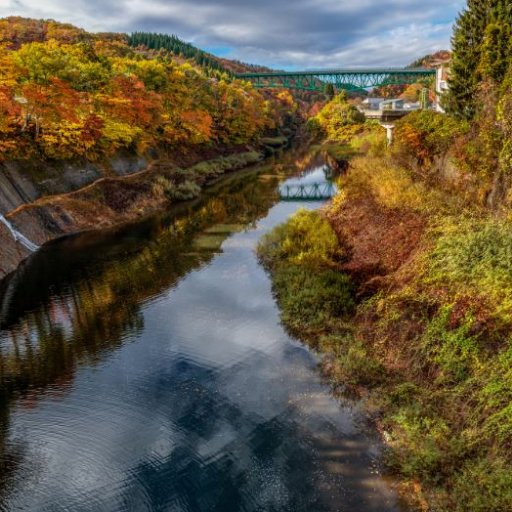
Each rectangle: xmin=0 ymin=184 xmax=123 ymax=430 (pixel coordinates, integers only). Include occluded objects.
xmin=258 ymin=135 xmax=512 ymax=511
xmin=257 ymin=209 xmax=385 ymax=388
xmin=152 ymin=150 xmax=263 ymax=201
xmin=257 ymin=209 xmax=354 ymax=336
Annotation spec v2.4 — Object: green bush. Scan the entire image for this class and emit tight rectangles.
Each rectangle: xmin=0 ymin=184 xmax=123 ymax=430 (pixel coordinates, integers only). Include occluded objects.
xmin=388 ymin=407 xmax=451 ymax=484
xmin=450 ymin=457 xmax=512 ymax=512
xmin=260 ymin=136 xmax=288 ymax=148
xmin=394 ymin=110 xmax=468 ymax=170
xmin=272 ymin=265 xmax=354 ymax=330
xmin=152 ymin=175 xmax=201 ymax=201
xmin=153 ymin=151 xmax=263 ymax=202
xmin=337 ymin=338 xmax=385 ymax=386
xmin=168 ymin=181 xmax=201 ymax=200
xmin=258 ymin=209 xmax=354 ymax=334
xmin=258 ymin=209 xmax=345 ymax=269
xmin=420 ymin=306 xmax=481 ymax=385
xmin=477 ymin=345 xmax=512 ymax=448
xmin=427 ymin=218 xmax=512 ymax=312
xmin=190 ymin=151 xmax=262 ymax=180
xmin=310 ymin=91 xmax=365 ymax=141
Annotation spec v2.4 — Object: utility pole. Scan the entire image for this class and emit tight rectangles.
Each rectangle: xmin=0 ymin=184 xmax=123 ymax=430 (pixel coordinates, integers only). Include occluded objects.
xmin=420 ymin=88 xmax=429 ymax=110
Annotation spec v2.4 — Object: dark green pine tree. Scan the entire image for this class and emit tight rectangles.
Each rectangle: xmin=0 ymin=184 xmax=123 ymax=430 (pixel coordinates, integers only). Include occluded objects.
xmin=324 ymin=83 xmax=335 ymax=99
xmin=126 ymin=32 xmax=226 ymax=73
xmin=444 ymin=0 xmax=492 ymax=119
xmin=479 ymin=0 xmax=512 ymax=86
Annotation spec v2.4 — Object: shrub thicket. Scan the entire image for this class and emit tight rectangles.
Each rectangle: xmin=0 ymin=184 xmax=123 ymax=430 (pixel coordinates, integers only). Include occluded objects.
xmin=307 ymin=92 xmax=365 ymax=142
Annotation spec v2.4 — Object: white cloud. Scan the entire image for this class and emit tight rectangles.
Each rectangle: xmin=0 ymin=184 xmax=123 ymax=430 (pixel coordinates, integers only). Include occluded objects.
xmin=0 ymin=0 xmax=466 ymax=67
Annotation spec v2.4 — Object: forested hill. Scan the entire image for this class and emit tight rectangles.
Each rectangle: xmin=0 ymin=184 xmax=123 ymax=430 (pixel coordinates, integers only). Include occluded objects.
xmin=127 ymin=32 xmax=271 ymax=75
xmin=127 ymin=32 xmax=228 ymax=74
xmin=408 ymin=50 xmax=451 ymax=69
xmin=0 ymin=17 xmax=271 ymax=75
xmin=0 ymin=17 xmax=297 ymax=163
xmin=0 ymin=16 xmax=125 ymax=47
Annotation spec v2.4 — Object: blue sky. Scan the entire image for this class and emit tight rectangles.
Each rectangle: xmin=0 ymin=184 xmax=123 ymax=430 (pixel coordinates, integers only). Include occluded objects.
xmin=2 ymin=0 xmax=466 ymax=68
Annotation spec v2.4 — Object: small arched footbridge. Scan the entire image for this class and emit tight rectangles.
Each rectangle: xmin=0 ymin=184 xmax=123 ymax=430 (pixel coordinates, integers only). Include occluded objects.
xmin=279 ymin=182 xmax=336 ymax=201
xmin=236 ymin=68 xmax=436 ymax=92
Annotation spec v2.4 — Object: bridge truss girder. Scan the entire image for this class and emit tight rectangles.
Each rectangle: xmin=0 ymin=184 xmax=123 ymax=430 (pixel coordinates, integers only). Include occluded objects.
xmin=236 ymin=69 xmax=436 ymax=93
xmin=279 ymin=182 xmax=335 ymax=201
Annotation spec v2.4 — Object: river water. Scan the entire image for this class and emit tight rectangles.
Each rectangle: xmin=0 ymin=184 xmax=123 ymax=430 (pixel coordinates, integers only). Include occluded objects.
xmin=0 ymin=151 xmax=405 ymax=512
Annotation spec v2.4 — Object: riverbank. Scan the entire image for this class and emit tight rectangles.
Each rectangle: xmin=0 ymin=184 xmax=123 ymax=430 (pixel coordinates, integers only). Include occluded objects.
xmin=258 ymin=137 xmax=512 ymax=511
xmin=0 ymin=144 xmax=284 ymax=280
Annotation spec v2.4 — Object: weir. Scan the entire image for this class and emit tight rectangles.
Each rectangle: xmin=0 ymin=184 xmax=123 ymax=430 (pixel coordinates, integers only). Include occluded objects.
xmin=0 ymin=214 xmax=39 ymax=252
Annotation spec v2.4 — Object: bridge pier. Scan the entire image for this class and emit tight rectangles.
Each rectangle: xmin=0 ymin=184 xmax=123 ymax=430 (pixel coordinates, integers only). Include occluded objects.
xmin=380 ymin=124 xmax=395 ymax=146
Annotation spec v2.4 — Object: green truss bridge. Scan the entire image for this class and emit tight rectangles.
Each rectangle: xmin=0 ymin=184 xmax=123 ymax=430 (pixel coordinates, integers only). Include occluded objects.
xmin=279 ymin=182 xmax=336 ymax=201
xmin=235 ymin=68 xmax=436 ymax=92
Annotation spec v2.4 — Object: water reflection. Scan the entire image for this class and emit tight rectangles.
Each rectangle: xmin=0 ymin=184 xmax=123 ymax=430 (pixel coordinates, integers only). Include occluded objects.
xmin=0 ymin=151 xmax=404 ymax=511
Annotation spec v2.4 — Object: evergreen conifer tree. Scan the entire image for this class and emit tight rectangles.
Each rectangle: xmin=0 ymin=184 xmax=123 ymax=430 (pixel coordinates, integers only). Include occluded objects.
xmin=445 ymin=0 xmax=491 ymax=118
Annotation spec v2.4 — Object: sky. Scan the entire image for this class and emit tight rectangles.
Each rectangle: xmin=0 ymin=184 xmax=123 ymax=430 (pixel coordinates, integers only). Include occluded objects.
xmin=1 ymin=0 xmax=466 ymax=69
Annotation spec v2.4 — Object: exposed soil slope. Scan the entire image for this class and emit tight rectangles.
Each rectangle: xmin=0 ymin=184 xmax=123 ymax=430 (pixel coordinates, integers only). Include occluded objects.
xmin=0 ymin=147 xmax=264 ymax=280
xmin=328 ymin=195 xmax=427 ymax=291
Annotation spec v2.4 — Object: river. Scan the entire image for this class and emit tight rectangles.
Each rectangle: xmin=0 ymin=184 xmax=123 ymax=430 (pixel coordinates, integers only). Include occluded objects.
xmin=0 ymin=150 xmax=405 ymax=511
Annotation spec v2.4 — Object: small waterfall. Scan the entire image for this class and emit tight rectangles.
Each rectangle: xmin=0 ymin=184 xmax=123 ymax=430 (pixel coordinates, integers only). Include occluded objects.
xmin=0 ymin=214 xmax=39 ymax=252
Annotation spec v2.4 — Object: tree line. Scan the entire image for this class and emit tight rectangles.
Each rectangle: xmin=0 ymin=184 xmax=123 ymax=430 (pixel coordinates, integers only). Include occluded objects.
xmin=127 ymin=32 xmax=228 ymax=75
xmin=442 ymin=0 xmax=512 ymax=207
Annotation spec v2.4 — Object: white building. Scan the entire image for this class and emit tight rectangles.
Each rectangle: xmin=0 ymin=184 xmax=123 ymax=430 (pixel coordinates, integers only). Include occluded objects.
xmin=380 ymin=99 xmax=404 ymax=110
xmin=435 ymin=62 xmax=450 ymax=112
xmin=361 ymin=97 xmax=384 ymax=111
xmin=403 ymin=101 xmax=421 ymax=110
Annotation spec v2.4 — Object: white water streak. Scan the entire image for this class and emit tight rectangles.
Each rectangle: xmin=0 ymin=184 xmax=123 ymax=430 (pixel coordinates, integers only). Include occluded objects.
xmin=0 ymin=214 xmax=39 ymax=252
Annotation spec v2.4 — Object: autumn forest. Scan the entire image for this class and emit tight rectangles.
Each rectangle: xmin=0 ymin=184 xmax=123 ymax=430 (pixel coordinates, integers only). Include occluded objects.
xmin=0 ymin=17 xmax=296 ymax=162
